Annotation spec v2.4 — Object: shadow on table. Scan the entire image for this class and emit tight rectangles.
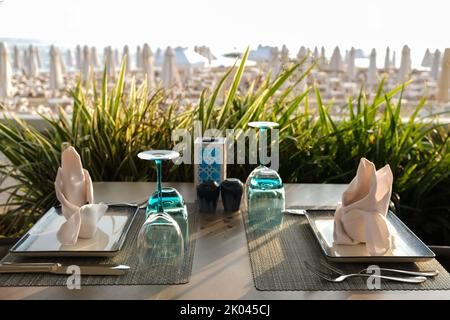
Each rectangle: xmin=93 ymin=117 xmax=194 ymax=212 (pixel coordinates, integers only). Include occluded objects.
xmin=0 ymin=238 xmax=18 ymax=260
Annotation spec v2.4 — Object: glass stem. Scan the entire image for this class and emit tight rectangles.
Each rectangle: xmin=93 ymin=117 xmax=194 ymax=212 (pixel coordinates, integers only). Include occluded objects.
xmin=155 ymin=159 xmax=163 ymax=213
xmin=259 ymin=127 xmax=266 ymax=167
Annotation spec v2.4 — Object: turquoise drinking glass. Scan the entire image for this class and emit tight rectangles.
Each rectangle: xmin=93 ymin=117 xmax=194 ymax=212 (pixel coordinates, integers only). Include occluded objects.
xmin=137 ymin=150 xmax=184 ymax=216
xmin=137 ymin=211 xmax=184 ymax=265
xmin=245 ymin=122 xmax=285 ymax=231
xmin=137 ymin=150 xmax=186 ymax=262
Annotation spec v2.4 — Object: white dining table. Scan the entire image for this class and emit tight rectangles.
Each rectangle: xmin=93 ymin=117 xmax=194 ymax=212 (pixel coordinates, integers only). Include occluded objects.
xmin=1 ymin=182 xmax=449 ymax=300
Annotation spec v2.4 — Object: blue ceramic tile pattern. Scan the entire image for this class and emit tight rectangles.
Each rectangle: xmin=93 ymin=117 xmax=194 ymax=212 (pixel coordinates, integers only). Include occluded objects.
xmin=198 ymin=147 xmax=222 ymax=183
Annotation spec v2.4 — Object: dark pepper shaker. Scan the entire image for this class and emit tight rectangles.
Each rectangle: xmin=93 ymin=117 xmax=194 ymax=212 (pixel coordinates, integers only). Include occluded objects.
xmin=220 ymin=178 xmax=244 ymax=212
xmin=196 ymin=181 xmax=220 ymax=213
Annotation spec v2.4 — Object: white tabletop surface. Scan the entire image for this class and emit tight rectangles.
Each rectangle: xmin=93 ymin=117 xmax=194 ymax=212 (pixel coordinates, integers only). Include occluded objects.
xmin=1 ymin=182 xmax=449 ymax=300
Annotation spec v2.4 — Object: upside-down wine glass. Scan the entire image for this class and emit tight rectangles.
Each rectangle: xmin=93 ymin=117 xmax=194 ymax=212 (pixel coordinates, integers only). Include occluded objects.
xmin=137 ymin=150 xmax=185 ymax=263
xmin=245 ymin=122 xmax=285 ymax=230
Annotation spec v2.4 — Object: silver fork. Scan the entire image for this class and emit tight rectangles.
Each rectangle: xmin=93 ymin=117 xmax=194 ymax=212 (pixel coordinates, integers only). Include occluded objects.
xmin=320 ymin=260 xmax=439 ymax=278
xmin=304 ymin=262 xmax=427 ymax=284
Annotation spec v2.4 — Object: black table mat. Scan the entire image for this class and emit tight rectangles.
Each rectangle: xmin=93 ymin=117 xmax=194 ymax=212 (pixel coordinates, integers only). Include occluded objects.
xmin=0 ymin=203 xmax=199 ymax=287
xmin=243 ymin=210 xmax=450 ymax=291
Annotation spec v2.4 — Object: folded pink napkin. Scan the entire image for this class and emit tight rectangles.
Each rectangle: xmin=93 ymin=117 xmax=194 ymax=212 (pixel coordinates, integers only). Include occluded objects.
xmin=55 ymin=146 xmax=107 ymax=245
xmin=333 ymin=158 xmax=394 ymax=255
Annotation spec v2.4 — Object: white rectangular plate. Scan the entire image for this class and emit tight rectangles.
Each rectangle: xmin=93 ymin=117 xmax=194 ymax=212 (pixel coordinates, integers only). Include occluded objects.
xmin=9 ymin=205 xmax=139 ymax=257
xmin=305 ymin=210 xmax=435 ymax=263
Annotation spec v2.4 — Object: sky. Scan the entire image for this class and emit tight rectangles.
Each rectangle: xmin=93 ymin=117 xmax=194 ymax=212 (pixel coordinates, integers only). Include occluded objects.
xmin=0 ymin=0 xmax=449 ymax=65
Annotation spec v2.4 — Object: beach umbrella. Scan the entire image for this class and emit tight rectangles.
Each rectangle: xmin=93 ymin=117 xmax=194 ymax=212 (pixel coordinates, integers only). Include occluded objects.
xmin=174 ymin=46 xmax=207 ymax=68
xmin=210 ymin=55 xmax=257 ymax=68
xmin=49 ymin=45 xmax=64 ymax=91
xmin=122 ymin=45 xmax=131 ymax=72
xmin=204 ymin=47 xmax=216 ymax=64
xmin=347 ymin=47 xmax=356 ymax=80
xmin=437 ymin=48 xmax=450 ymax=103
xmin=103 ymin=46 xmax=116 ymax=78
xmin=59 ymin=48 xmax=66 ymax=73
xmin=222 ymin=48 xmax=241 ymax=60
xmin=22 ymin=48 xmax=28 ymax=72
xmin=297 ymin=46 xmax=307 ymax=62
xmin=195 ymin=46 xmax=216 ymax=64
xmin=248 ymin=46 xmax=271 ymax=62
xmin=318 ymin=46 xmax=327 ymax=69
xmin=91 ymin=47 xmax=100 ymax=68
xmin=384 ymin=47 xmax=390 ymax=70
xmin=0 ymin=42 xmax=13 ymax=98
xmin=142 ymin=44 xmax=155 ymax=89
xmin=161 ymin=46 xmax=181 ymax=89
xmin=312 ymin=46 xmax=319 ymax=60
xmin=392 ymin=51 xmax=396 ymax=69
xmin=430 ymin=49 xmax=441 ymax=80
xmin=66 ymin=49 xmax=74 ymax=68
xmin=173 ymin=46 xmax=207 ymax=79
xmin=34 ymin=46 xmax=42 ymax=68
xmin=280 ymin=45 xmax=289 ymax=66
xmin=268 ymin=47 xmax=281 ymax=76
xmin=200 ymin=46 xmax=208 ymax=57
xmin=82 ymin=45 xmax=91 ymax=81
xmin=195 ymin=45 xmax=202 ymax=55
xmin=154 ymin=48 xmax=163 ymax=66
xmin=421 ymin=48 xmax=433 ymax=68
xmin=26 ymin=45 xmax=40 ymax=78
xmin=367 ymin=48 xmax=378 ymax=86
xmin=199 ymin=46 xmax=207 ymax=57
xmin=329 ymin=46 xmax=344 ymax=72
xmin=397 ymin=45 xmax=412 ymax=83
xmin=196 ymin=46 xmax=216 ymax=64
xmin=13 ymin=45 xmax=21 ymax=71
xmin=136 ymin=45 xmax=142 ymax=70
xmin=114 ymin=48 xmax=120 ymax=67
xmin=75 ymin=45 xmax=82 ymax=70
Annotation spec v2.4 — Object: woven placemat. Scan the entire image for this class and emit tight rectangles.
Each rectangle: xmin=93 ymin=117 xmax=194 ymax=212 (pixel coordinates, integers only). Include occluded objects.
xmin=0 ymin=203 xmax=199 ymax=287
xmin=243 ymin=210 xmax=450 ymax=291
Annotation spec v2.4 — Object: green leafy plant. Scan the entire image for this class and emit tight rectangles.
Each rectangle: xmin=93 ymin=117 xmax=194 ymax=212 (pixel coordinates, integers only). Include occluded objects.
xmin=1 ymin=49 xmax=449 ymax=245
xmin=0 ymin=60 xmax=181 ymax=236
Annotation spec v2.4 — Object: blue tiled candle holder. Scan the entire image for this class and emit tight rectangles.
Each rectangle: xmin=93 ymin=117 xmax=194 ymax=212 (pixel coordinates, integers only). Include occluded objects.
xmin=194 ymin=137 xmax=227 ymax=188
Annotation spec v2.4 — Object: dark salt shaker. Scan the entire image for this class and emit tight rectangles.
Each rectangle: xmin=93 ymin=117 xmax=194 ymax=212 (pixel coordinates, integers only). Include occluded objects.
xmin=220 ymin=178 xmax=244 ymax=212
xmin=197 ymin=181 xmax=220 ymax=213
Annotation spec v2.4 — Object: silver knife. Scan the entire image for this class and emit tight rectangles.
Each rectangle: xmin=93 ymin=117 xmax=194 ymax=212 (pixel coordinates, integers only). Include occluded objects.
xmin=0 ymin=262 xmax=130 ymax=276
xmin=283 ymin=206 xmax=337 ymax=215
xmin=283 ymin=209 xmax=307 ymax=215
